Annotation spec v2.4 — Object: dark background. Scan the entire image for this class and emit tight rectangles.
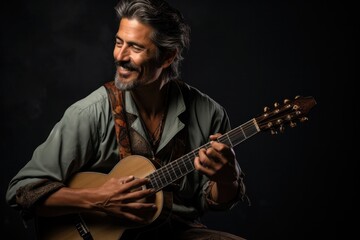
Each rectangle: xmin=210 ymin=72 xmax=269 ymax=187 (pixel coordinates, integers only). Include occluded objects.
xmin=1 ymin=0 xmax=357 ymax=239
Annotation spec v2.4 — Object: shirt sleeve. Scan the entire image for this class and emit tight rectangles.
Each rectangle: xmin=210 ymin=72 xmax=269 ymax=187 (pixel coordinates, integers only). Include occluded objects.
xmin=199 ymin=104 xmax=248 ymax=211
xmin=5 ymin=88 xmax=109 ymax=217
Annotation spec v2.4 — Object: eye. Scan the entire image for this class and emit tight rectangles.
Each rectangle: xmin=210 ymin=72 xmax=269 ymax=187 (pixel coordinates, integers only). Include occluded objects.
xmin=132 ymin=45 xmax=143 ymax=52
xmin=116 ymin=41 xmax=122 ymax=47
xmin=115 ymin=38 xmax=123 ymax=47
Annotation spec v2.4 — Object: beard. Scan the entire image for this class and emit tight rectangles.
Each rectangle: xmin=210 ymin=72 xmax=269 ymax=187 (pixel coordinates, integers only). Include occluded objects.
xmin=114 ymin=71 xmax=139 ymax=91
xmin=114 ymin=60 xmax=140 ymax=91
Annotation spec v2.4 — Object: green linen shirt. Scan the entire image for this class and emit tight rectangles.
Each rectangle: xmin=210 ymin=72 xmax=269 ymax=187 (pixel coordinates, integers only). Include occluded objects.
xmin=6 ymin=80 xmax=240 ymax=222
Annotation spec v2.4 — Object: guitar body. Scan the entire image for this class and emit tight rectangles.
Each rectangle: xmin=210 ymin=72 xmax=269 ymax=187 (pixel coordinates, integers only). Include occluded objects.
xmin=36 ymin=155 xmax=170 ymax=240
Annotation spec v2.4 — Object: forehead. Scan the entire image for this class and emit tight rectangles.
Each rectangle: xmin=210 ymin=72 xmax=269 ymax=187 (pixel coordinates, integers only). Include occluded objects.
xmin=117 ymin=18 xmax=155 ymax=45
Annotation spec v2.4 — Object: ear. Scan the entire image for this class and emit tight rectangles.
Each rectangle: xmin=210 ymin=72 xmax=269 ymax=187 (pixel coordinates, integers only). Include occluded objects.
xmin=161 ymin=50 xmax=177 ymax=68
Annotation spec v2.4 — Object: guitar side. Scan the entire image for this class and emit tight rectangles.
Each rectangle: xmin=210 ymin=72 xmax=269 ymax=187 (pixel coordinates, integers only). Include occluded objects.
xmin=36 ymin=155 xmax=164 ymax=240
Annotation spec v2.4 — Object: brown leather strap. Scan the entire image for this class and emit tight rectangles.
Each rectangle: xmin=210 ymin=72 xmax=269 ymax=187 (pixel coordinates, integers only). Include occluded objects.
xmin=104 ymin=81 xmax=132 ymax=159
xmin=104 ymin=80 xmax=190 ymax=161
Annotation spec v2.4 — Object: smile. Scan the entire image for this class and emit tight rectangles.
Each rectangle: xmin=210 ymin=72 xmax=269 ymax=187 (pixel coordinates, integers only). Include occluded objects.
xmin=117 ymin=66 xmax=135 ymax=77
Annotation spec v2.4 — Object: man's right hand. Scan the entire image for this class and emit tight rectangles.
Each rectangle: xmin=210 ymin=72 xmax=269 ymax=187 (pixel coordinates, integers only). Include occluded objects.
xmin=91 ymin=176 xmax=157 ymax=224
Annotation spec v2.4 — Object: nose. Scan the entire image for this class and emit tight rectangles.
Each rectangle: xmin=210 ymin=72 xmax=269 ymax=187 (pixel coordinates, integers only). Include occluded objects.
xmin=114 ymin=44 xmax=130 ymax=62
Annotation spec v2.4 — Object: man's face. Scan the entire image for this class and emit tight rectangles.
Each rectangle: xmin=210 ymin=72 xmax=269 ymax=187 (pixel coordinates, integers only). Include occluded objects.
xmin=113 ymin=18 xmax=164 ymax=90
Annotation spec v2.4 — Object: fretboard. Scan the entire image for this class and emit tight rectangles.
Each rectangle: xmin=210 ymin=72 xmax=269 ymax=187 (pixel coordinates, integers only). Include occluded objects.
xmin=146 ymin=118 xmax=260 ymax=191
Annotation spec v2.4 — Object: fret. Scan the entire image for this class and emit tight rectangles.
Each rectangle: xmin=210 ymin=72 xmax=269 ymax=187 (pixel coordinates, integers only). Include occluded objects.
xmin=173 ymin=161 xmax=182 ymax=177
xmin=167 ymin=163 xmax=177 ymax=181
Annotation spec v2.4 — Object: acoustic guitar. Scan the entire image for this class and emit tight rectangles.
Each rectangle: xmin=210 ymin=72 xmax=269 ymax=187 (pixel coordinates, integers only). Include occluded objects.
xmin=36 ymin=95 xmax=316 ymax=240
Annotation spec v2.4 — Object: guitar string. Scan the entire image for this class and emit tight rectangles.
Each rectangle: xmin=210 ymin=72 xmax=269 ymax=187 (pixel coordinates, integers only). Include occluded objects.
xmin=149 ymin=120 xmax=257 ymax=189
xmin=149 ymin=94 xmax=304 ymax=188
xmin=149 ymin=120 xmax=264 ymax=188
xmin=150 ymin=100 xmax=303 ymax=187
xmin=149 ymin=113 xmax=298 ymax=189
xmin=149 ymin=121 xmax=260 ymax=187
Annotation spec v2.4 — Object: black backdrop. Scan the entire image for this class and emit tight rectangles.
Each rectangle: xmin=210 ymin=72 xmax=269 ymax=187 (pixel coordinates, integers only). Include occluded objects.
xmin=1 ymin=0 xmax=357 ymax=239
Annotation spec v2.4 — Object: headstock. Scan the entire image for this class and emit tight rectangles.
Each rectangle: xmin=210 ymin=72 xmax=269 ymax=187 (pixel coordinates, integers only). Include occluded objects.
xmin=256 ymin=96 xmax=316 ymax=134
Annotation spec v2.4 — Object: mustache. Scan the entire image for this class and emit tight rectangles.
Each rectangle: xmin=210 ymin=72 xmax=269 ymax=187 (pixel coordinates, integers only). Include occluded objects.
xmin=114 ymin=60 xmax=139 ymax=72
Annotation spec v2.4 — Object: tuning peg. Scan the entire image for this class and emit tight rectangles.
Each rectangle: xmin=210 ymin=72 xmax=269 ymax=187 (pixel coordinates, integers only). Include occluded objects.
xmin=290 ymin=121 xmax=297 ymax=128
xmin=271 ymin=129 xmax=278 ymax=135
xmin=300 ymin=117 xmax=308 ymax=122
xmin=295 ymin=95 xmax=301 ymax=99
xmin=264 ymin=106 xmax=270 ymax=112
xmin=274 ymin=102 xmax=279 ymax=108
xmin=279 ymin=125 xmax=285 ymax=133
xmin=284 ymin=99 xmax=290 ymax=104
xmin=293 ymin=105 xmax=300 ymax=111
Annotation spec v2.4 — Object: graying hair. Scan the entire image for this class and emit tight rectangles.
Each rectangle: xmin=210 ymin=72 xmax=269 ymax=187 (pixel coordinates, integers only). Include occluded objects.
xmin=114 ymin=0 xmax=190 ymax=80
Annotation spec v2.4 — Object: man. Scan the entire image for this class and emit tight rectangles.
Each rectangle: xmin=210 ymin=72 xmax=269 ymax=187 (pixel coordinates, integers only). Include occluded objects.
xmin=6 ymin=0 xmax=248 ymax=239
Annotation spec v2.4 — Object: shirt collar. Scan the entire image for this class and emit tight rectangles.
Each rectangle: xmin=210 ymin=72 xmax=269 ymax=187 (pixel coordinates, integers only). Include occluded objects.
xmin=124 ymin=80 xmax=187 ymax=153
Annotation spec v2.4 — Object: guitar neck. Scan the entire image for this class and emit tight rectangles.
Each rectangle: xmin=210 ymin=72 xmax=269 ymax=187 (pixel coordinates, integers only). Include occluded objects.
xmin=146 ymin=118 xmax=260 ymax=191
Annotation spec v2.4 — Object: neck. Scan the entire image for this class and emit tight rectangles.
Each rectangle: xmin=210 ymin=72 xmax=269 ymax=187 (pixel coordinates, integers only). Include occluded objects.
xmin=131 ymin=79 xmax=169 ymax=118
